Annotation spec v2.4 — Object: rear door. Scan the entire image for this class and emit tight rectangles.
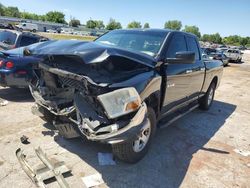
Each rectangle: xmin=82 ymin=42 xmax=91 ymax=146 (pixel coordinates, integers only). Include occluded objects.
xmin=186 ymin=36 xmax=205 ymax=99
xmin=162 ymin=33 xmax=193 ymax=112
xmin=227 ymin=50 xmax=234 ymax=60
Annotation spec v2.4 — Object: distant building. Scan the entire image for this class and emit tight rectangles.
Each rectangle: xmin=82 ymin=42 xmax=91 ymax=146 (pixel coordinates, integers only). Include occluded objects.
xmin=0 ymin=16 xmax=107 ymax=36
xmin=0 ymin=16 xmax=67 ymax=32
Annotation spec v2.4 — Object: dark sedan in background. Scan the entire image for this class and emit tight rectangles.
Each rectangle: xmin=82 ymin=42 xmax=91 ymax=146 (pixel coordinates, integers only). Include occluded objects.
xmin=210 ymin=52 xmax=229 ymax=66
xmin=0 ymin=30 xmax=48 ymax=51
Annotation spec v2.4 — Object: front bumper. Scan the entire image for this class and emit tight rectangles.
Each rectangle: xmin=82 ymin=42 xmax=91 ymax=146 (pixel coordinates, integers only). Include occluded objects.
xmin=76 ymin=102 xmax=148 ymax=144
xmin=32 ymin=93 xmax=149 ymax=144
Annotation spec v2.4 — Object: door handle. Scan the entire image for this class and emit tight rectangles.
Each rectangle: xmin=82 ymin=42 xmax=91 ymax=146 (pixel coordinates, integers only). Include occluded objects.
xmin=186 ymin=70 xmax=192 ymax=74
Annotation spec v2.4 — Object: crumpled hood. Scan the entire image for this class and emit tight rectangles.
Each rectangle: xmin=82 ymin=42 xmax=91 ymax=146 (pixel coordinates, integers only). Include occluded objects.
xmin=29 ymin=40 xmax=156 ymax=67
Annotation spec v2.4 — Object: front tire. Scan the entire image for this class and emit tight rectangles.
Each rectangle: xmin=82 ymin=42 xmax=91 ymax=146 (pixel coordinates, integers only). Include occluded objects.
xmin=112 ymin=107 xmax=156 ymax=163
xmin=199 ymin=82 xmax=216 ymax=110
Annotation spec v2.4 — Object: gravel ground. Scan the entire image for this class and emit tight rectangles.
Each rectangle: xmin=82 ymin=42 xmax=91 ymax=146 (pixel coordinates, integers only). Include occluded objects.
xmin=0 ymin=52 xmax=250 ymax=188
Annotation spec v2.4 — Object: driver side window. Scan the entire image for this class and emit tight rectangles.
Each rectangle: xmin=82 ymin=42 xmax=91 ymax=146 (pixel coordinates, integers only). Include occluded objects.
xmin=166 ymin=34 xmax=187 ymax=58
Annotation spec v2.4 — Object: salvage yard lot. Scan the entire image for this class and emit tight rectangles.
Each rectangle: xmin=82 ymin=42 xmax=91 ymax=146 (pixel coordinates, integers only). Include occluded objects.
xmin=0 ymin=53 xmax=250 ymax=187
xmin=39 ymin=32 xmax=97 ymax=41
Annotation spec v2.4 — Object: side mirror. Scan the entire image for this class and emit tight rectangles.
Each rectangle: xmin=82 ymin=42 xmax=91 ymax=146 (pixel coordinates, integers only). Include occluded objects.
xmin=166 ymin=51 xmax=195 ymax=64
xmin=23 ymin=48 xmax=31 ymax=56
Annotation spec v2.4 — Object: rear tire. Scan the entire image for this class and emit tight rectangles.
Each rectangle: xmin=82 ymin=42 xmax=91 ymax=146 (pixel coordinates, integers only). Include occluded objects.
xmin=199 ymin=82 xmax=216 ymax=110
xmin=112 ymin=107 xmax=156 ymax=163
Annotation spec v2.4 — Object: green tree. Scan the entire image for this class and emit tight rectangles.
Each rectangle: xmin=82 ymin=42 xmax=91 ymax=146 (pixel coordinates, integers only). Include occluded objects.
xmin=86 ymin=20 xmax=97 ymax=29
xmin=21 ymin=12 xmax=40 ymax=20
xmin=106 ymin=18 xmax=122 ymax=30
xmin=4 ymin=6 xmax=21 ymax=18
xmin=95 ymin=20 xmax=105 ymax=29
xmin=38 ymin=15 xmax=47 ymax=22
xmin=127 ymin=21 xmax=142 ymax=29
xmin=86 ymin=20 xmax=105 ymax=29
xmin=201 ymin=33 xmax=222 ymax=44
xmin=240 ymin=37 xmax=248 ymax=46
xmin=164 ymin=20 xmax=182 ymax=30
xmin=69 ymin=19 xmax=81 ymax=27
xmin=45 ymin=11 xmax=66 ymax=23
xmin=201 ymin=34 xmax=210 ymax=42
xmin=0 ymin=3 xmax=5 ymax=16
xmin=246 ymin=37 xmax=250 ymax=47
xmin=223 ymin=35 xmax=241 ymax=45
xmin=213 ymin=33 xmax=222 ymax=44
xmin=143 ymin=23 xmax=150 ymax=28
xmin=183 ymin=25 xmax=201 ymax=38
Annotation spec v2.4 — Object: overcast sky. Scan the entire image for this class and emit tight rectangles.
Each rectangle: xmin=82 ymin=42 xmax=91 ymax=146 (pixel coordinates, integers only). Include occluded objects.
xmin=1 ymin=0 xmax=250 ymax=37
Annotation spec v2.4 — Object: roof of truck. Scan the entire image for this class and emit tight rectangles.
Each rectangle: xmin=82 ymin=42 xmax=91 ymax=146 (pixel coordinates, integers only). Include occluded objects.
xmin=109 ymin=28 xmax=198 ymax=38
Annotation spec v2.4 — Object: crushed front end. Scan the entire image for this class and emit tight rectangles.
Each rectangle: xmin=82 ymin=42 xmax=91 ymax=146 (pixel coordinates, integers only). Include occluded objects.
xmin=29 ymin=53 xmax=151 ymax=143
xmin=29 ymin=61 xmax=78 ymax=138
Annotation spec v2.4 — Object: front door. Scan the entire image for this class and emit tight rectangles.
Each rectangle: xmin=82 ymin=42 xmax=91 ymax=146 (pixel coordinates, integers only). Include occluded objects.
xmin=162 ymin=33 xmax=193 ymax=113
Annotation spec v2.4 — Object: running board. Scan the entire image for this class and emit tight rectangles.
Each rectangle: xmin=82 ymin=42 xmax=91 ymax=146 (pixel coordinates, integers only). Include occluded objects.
xmin=16 ymin=147 xmax=70 ymax=188
xmin=159 ymin=104 xmax=199 ymax=129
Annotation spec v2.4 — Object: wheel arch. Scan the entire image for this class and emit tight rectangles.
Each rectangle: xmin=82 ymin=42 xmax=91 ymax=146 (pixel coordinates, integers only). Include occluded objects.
xmin=144 ymin=91 xmax=161 ymax=119
xmin=211 ymin=76 xmax=218 ymax=88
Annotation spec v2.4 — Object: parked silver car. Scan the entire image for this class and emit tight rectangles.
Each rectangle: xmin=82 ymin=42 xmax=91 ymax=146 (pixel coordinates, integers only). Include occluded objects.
xmin=224 ymin=49 xmax=242 ymax=62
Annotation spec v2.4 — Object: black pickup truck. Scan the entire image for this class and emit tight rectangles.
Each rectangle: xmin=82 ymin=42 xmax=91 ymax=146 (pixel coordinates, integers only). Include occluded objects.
xmin=28 ymin=29 xmax=223 ymax=163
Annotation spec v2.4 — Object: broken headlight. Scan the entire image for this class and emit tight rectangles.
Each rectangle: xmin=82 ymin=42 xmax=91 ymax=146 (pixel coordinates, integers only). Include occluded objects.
xmin=97 ymin=87 xmax=141 ymax=119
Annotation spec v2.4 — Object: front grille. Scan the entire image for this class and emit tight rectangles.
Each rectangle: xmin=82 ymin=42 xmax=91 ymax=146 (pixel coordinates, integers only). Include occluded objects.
xmin=58 ymin=76 xmax=86 ymax=91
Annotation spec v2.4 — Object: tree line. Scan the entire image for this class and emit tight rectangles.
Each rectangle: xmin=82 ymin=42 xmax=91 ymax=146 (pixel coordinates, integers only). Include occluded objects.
xmin=0 ymin=3 xmax=67 ymax=24
xmin=0 ymin=3 xmax=249 ymax=47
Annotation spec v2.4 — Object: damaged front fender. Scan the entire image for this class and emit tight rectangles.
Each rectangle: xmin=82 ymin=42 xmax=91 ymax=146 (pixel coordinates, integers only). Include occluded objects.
xmin=75 ymin=93 xmax=148 ymax=144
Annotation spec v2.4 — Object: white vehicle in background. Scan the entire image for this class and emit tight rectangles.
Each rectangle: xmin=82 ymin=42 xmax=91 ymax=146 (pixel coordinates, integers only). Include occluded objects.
xmin=46 ymin=29 xmax=57 ymax=33
xmin=16 ymin=23 xmax=38 ymax=32
xmin=61 ymin=27 xmax=74 ymax=35
xmin=224 ymin=49 xmax=243 ymax=62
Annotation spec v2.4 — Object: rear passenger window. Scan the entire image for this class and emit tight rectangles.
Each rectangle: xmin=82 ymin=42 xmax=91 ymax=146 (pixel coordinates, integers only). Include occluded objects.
xmin=166 ymin=34 xmax=187 ymax=58
xmin=19 ymin=36 xmax=39 ymax=47
xmin=186 ymin=37 xmax=200 ymax=60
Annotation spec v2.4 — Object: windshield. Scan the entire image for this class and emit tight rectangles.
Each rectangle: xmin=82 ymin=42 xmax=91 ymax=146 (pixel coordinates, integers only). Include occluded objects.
xmin=0 ymin=31 xmax=17 ymax=45
xmin=95 ymin=30 xmax=168 ymax=57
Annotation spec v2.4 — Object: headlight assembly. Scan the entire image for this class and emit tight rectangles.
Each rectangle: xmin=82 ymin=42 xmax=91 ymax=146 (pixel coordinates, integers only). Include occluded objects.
xmin=97 ymin=87 xmax=141 ymax=119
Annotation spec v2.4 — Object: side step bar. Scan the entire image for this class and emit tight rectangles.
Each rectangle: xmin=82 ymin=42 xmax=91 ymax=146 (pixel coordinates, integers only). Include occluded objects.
xmin=35 ymin=147 xmax=70 ymax=188
xmin=159 ymin=104 xmax=199 ymax=129
xmin=16 ymin=147 xmax=70 ymax=188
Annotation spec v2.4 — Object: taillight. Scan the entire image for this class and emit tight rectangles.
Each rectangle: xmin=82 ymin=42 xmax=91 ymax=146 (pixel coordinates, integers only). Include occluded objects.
xmin=6 ymin=61 xmax=14 ymax=69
